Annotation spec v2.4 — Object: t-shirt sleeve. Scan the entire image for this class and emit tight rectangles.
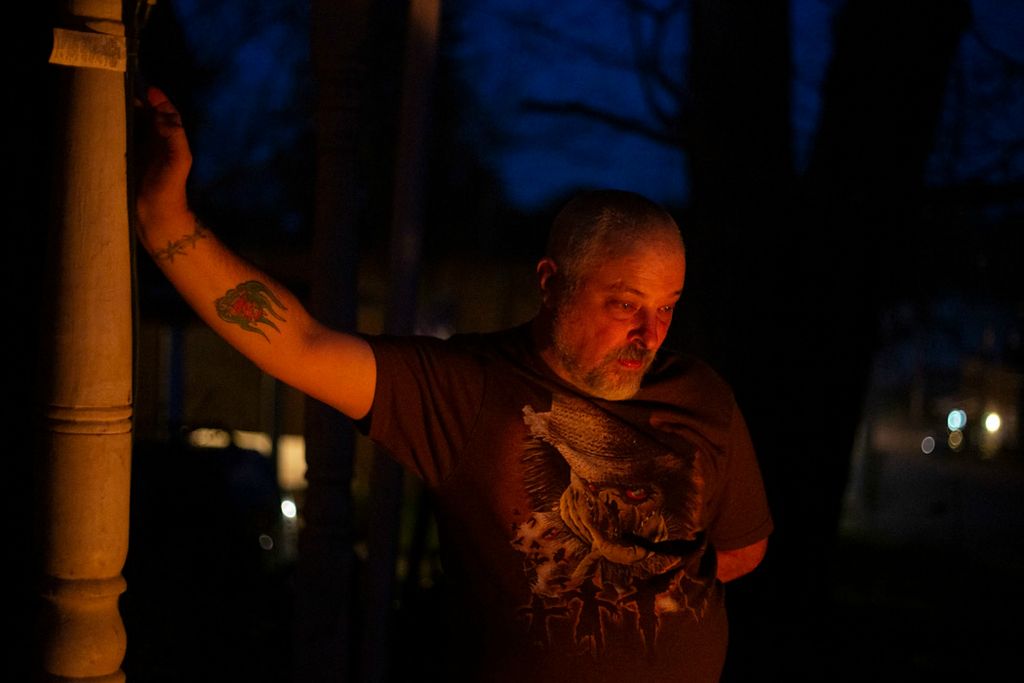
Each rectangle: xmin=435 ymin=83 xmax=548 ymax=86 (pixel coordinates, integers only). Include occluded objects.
xmin=707 ymin=401 xmax=773 ymax=550
xmin=361 ymin=334 xmax=487 ymax=488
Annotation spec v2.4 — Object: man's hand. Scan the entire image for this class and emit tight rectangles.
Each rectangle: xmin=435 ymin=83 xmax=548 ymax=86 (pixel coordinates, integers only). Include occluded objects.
xmin=136 ymin=87 xmax=192 ymax=242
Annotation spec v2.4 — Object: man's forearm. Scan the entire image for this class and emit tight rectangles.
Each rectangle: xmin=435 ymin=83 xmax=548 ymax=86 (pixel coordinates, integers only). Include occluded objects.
xmin=133 ymin=88 xmax=299 ymax=356
xmin=137 ymin=210 xmax=375 ymax=419
xmin=147 ymin=214 xmax=209 ymax=264
xmin=134 ymin=88 xmax=376 ymax=419
xmin=715 ymin=538 xmax=768 ymax=582
xmin=140 ymin=211 xmax=303 ymax=358
xmin=152 ymin=221 xmax=288 ymax=341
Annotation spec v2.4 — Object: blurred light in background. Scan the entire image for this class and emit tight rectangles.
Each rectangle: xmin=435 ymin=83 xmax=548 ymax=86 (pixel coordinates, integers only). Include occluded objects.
xmin=948 ymin=430 xmax=964 ymax=451
xmin=280 ymin=497 xmax=297 ymax=519
xmin=185 ymin=428 xmax=308 ymax=491
xmin=188 ymin=428 xmax=231 ymax=448
xmin=947 ymin=409 xmax=967 ymax=431
xmin=233 ymin=430 xmax=273 ymax=454
xmin=276 ymin=434 xmax=307 ymax=491
xmin=921 ymin=436 xmax=936 ymax=454
xmin=981 ymin=411 xmax=1004 ymax=458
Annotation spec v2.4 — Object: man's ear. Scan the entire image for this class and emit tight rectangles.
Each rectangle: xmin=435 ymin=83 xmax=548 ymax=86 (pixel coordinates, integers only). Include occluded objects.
xmin=536 ymin=257 xmax=559 ymax=306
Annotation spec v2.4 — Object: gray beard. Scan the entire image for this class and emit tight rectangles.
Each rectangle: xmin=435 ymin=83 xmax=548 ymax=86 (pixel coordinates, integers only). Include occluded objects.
xmin=551 ymin=311 xmax=651 ymax=401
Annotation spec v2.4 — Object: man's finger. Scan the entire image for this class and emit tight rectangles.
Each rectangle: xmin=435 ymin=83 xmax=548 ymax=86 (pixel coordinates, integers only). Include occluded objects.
xmin=145 ymin=85 xmax=172 ymax=109
xmin=144 ymin=86 xmax=184 ymax=130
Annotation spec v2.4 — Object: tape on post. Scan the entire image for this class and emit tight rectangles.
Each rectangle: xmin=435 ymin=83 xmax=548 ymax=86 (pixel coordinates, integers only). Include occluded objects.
xmin=50 ymin=27 xmax=126 ymax=72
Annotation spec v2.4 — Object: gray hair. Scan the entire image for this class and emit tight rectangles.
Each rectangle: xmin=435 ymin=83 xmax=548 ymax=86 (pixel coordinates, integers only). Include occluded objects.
xmin=546 ymin=189 xmax=684 ymax=292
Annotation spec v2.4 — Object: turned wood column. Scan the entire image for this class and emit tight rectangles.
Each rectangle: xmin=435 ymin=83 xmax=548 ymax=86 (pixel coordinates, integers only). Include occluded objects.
xmin=40 ymin=1 xmax=132 ymax=681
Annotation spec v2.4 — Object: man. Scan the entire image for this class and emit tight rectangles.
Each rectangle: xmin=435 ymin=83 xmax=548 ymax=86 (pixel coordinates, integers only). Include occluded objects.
xmin=137 ymin=88 xmax=771 ymax=682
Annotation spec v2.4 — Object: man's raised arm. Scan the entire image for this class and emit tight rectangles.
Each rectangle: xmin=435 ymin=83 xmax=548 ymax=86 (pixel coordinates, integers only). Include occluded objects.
xmin=135 ymin=87 xmax=376 ymax=420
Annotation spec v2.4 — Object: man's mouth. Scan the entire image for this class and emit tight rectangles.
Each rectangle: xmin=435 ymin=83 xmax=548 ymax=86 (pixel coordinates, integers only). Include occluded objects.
xmin=615 ymin=346 xmax=650 ymax=371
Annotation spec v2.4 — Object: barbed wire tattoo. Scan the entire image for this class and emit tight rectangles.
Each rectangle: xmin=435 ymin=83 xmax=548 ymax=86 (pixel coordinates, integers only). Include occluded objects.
xmin=153 ymin=219 xmax=209 ymax=262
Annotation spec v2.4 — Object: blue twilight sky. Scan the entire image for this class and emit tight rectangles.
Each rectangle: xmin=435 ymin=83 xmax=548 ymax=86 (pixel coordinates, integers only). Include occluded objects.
xmin=170 ymin=0 xmax=1023 ymax=215
xmin=447 ymin=0 xmax=691 ymax=209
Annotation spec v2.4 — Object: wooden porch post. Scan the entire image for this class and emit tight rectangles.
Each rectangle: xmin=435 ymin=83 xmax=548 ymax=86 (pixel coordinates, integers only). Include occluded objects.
xmin=39 ymin=1 xmax=132 ymax=680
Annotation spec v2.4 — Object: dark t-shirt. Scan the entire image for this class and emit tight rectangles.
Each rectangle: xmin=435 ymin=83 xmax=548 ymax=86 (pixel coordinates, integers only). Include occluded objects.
xmin=364 ymin=324 xmax=772 ymax=682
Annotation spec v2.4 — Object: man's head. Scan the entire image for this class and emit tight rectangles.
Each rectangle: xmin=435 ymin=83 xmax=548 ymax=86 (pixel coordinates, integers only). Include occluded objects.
xmin=535 ymin=190 xmax=686 ymax=401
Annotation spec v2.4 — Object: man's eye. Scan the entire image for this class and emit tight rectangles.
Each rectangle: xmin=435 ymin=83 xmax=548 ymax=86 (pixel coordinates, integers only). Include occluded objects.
xmin=607 ymin=300 xmax=637 ymax=319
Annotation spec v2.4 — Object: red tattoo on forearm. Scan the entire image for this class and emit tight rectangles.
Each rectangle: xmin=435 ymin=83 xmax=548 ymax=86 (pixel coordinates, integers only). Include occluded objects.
xmin=215 ymin=281 xmax=288 ymax=341
xmin=153 ymin=219 xmax=208 ymax=262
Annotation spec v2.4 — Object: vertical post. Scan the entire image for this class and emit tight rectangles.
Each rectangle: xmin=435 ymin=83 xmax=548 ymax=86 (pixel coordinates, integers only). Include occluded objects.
xmin=363 ymin=1 xmax=441 ymax=681
xmin=292 ymin=1 xmax=372 ymax=680
xmin=39 ymin=1 xmax=132 ymax=681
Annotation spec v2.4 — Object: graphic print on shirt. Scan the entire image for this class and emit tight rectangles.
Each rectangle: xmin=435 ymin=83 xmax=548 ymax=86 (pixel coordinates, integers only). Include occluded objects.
xmin=510 ymin=392 xmax=713 ymax=658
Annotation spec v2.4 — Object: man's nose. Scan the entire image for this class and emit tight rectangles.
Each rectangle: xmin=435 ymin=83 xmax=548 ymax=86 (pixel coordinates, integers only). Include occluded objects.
xmin=629 ymin=309 xmax=662 ymax=349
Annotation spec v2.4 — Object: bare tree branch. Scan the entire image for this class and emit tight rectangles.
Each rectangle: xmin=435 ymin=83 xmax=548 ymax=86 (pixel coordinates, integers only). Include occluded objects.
xmin=503 ymin=1 xmax=689 ymax=153
xmin=521 ymin=98 xmax=687 ymax=147
xmin=625 ymin=0 xmax=688 ymax=129
xmin=969 ymin=25 xmax=1024 ymax=75
xmin=498 ymin=10 xmax=637 ymax=74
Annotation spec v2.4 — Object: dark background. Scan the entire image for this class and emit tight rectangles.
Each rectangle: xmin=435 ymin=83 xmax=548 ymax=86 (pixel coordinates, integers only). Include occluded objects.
xmin=9 ymin=1 xmax=1022 ymax=681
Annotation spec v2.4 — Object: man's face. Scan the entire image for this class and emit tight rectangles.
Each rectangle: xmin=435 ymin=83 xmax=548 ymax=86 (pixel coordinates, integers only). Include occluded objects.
xmin=546 ymin=240 xmax=686 ymax=400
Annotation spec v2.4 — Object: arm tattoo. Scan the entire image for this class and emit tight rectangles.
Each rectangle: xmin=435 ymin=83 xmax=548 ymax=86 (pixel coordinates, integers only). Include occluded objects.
xmin=153 ymin=219 xmax=209 ymax=262
xmin=215 ymin=281 xmax=288 ymax=342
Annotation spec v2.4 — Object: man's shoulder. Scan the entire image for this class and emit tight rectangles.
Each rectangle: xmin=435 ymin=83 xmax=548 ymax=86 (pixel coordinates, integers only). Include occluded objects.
xmin=643 ymin=348 xmax=735 ymax=400
xmin=436 ymin=324 xmax=542 ymax=373
xmin=447 ymin=323 xmax=531 ymax=351
xmin=364 ymin=323 xmax=534 ymax=374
